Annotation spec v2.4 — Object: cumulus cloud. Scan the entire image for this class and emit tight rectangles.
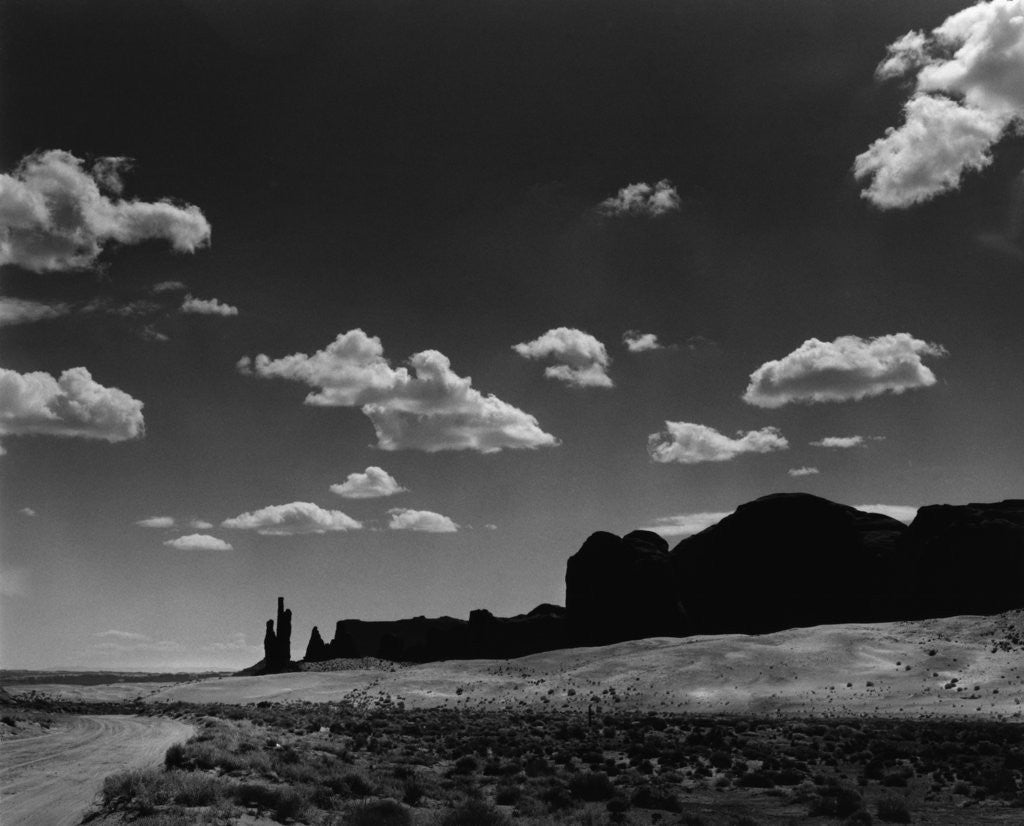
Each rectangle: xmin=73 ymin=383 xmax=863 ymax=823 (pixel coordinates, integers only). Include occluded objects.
xmin=811 ymin=435 xmax=866 ymax=449
xmin=181 ymin=295 xmax=238 ymax=316
xmin=222 ymin=501 xmax=362 ymax=535
xmin=240 ymin=329 xmax=557 ymax=453
xmin=137 ymin=516 xmax=175 ymax=528
xmin=0 ymin=366 xmax=145 ymax=442
xmin=163 ymin=533 xmax=233 ymax=551
xmin=330 ymin=466 xmax=406 ymax=499
xmin=640 ymin=511 xmax=733 ymax=538
xmin=190 ymin=519 xmax=214 ymax=530
xmin=855 ymin=0 xmax=1024 ymax=208
xmin=96 ymin=629 xmax=150 ymax=641
xmin=647 ymin=421 xmax=788 ymax=464
xmin=622 ymin=330 xmax=664 ymax=353
xmin=598 ymin=180 xmax=680 ymax=217
xmin=0 ymin=297 xmax=70 ymax=326
xmin=854 ymin=504 xmax=919 ymax=524
xmin=0 ymin=149 xmax=211 ymax=272
xmin=513 ymin=327 xmax=613 ymax=388
xmin=743 ymin=334 xmax=946 ymax=408
xmin=387 ymin=508 xmax=459 ymax=533
xmin=152 ymin=280 xmax=187 ymax=293
xmin=788 ymin=466 xmax=820 ymax=477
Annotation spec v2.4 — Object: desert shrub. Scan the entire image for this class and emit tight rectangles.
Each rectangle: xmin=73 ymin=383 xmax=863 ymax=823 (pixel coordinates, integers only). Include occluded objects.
xmin=809 ymin=783 xmax=863 ymax=817
xmin=402 ymin=776 xmax=427 ymax=806
xmin=454 ymin=755 xmax=479 ymax=774
xmin=630 ymin=785 xmax=681 ymax=812
xmin=436 ymin=798 xmax=511 ymax=826
xmin=569 ymin=771 xmax=616 ymax=801
xmin=347 ymin=798 xmax=412 ymax=826
xmin=494 ymin=782 xmax=521 ymax=805
xmin=331 ymin=771 xmax=375 ymax=798
xmin=844 ymin=810 xmax=874 ymax=825
xmin=100 ymin=768 xmax=168 ymax=813
xmin=736 ymin=771 xmax=775 ymax=788
xmin=270 ymin=784 xmax=312 ymax=822
xmin=171 ymin=772 xmax=224 ymax=806
xmin=875 ymin=795 xmax=911 ymax=823
xmin=164 ymin=743 xmax=186 ymax=769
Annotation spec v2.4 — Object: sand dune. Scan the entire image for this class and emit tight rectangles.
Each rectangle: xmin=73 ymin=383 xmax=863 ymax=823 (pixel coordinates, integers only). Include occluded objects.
xmin=135 ymin=611 xmax=1024 ymax=719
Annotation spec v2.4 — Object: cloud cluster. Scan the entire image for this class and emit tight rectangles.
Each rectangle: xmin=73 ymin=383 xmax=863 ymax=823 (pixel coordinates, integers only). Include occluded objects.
xmin=137 ymin=516 xmax=175 ymax=528
xmin=163 ymin=534 xmax=233 ymax=551
xmin=387 ymin=508 xmax=459 ymax=533
xmin=788 ymin=466 xmax=820 ymax=477
xmin=855 ymin=0 xmax=1024 ymax=208
xmin=330 ymin=466 xmax=406 ymax=499
xmin=854 ymin=504 xmax=919 ymax=524
xmin=622 ymin=330 xmax=664 ymax=353
xmin=641 ymin=511 xmax=733 ymax=538
xmin=0 ymin=149 xmax=211 ymax=271
xmin=811 ymin=435 xmax=865 ymax=449
xmin=743 ymin=334 xmax=946 ymax=408
xmin=598 ymin=180 xmax=680 ymax=217
xmin=648 ymin=421 xmax=788 ymax=464
xmin=240 ymin=329 xmax=557 ymax=453
xmin=181 ymin=295 xmax=239 ymax=316
xmin=222 ymin=501 xmax=362 ymax=535
xmin=0 ymin=366 xmax=145 ymax=442
xmin=0 ymin=297 xmax=70 ymax=326
xmin=513 ymin=327 xmax=612 ymax=388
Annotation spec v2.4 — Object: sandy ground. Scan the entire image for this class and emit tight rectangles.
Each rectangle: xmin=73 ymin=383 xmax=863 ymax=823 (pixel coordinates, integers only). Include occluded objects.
xmin=0 ymin=714 xmax=195 ymax=826
xmin=114 ymin=611 xmax=1024 ymax=720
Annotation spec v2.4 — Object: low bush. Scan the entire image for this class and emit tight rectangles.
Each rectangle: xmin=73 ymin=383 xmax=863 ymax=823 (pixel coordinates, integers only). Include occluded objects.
xmin=569 ymin=771 xmax=617 ymax=801
xmin=347 ymin=798 xmax=412 ymax=826
xmin=875 ymin=795 xmax=912 ymax=823
xmin=436 ymin=799 xmax=511 ymax=826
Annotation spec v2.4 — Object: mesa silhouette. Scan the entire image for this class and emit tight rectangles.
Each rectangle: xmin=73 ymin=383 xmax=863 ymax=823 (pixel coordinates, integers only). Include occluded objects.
xmin=241 ymin=493 xmax=1024 ymax=674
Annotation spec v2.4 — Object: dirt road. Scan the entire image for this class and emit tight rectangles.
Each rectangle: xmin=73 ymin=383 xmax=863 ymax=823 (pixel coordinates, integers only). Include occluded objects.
xmin=0 ymin=714 xmax=194 ymax=826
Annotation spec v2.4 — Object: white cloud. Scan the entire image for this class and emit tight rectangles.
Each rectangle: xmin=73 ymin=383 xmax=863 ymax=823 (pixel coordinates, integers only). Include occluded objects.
xmin=598 ymin=180 xmax=680 ymax=217
xmin=743 ymin=334 xmax=946 ymax=408
xmin=0 ymin=366 xmax=145 ymax=442
xmin=152 ymin=280 xmax=187 ymax=293
xmin=96 ymin=629 xmax=150 ymax=641
xmin=190 ymin=519 xmax=214 ymax=530
xmin=622 ymin=330 xmax=664 ymax=353
xmin=387 ymin=508 xmax=459 ymax=533
xmin=137 ymin=516 xmax=175 ymax=528
xmin=240 ymin=329 xmax=557 ymax=453
xmin=0 ymin=297 xmax=70 ymax=326
xmin=0 ymin=149 xmax=211 ymax=272
xmin=788 ymin=466 xmax=820 ymax=477
xmin=484 ymin=523 xmax=498 ymax=530
xmin=641 ymin=511 xmax=733 ymax=538
xmin=810 ymin=435 xmax=866 ymax=449
xmin=647 ymin=421 xmax=788 ymax=464
xmin=855 ymin=0 xmax=1024 ymax=208
xmin=181 ymin=295 xmax=238 ymax=316
xmin=19 ymin=507 xmax=37 ymax=517
xmin=854 ymin=504 xmax=919 ymax=524
xmin=163 ymin=533 xmax=233 ymax=551
xmin=222 ymin=501 xmax=362 ymax=535
xmin=330 ymin=466 xmax=406 ymax=499
xmin=513 ymin=327 xmax=613 ymax=388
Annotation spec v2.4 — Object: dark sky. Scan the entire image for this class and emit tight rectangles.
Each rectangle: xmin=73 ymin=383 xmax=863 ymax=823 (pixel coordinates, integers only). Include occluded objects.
xmin=2 ymin=0 xmax=1022 ymax=669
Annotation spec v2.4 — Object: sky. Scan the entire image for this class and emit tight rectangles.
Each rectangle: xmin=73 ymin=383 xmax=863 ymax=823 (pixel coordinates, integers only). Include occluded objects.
xmin=1 ymin=0 xmax=1023 ymax=671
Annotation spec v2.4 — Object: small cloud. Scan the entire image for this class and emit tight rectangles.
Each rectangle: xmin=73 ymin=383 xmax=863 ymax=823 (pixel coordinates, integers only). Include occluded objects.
xmin=0 ymin=366 xmax=145 ymax=443
xmin=622 ymin=330 xmax=664 ymax=353
xmin=483 ymin=523 xmax=498 ymax=530
xmin=648 ymin=421 xmax=788 ymax=464
xmin=222 ymin=501 xmax=362 ymax=535
xmin=95 ymin=629 xmax=150 ymax=641
xmin=0 ymin=297 xmax=71 ymax=326
xmin=788 ymin=466 xmax=820 ymax=477
xmin=855 ymin=2 xmax=1024 ymax=208
xmin=141 ymin=325 xmax=170 ymax=343
xmin=241 ymin=329 xmax=558 ymax=453
xmin=19 ymin=507 xmax=37 ymax=517
xmin=189 ymin=519 xmax=214 ymax=530
xmin=330 ymin=466 xmax=407 ymax=499
xmin=513 ymin=327 xmax=613 ymax=388
xmin=743 ymin=334 xmax=946 ymax=408
xmin=0 ymin=149 xmax=210 ymax=272
xmin=810 ymin=435 xmax=866 ymax=449
xmin=387 ymin=508 xmax=459 ymax=533
xmin=163 ymin=533 xmax=233 ymax=551
xmin=641 ymin=511 xmax=733 ymax=538
xmin=854 ymin=504 xmax=919 ymax=524
xmin=152 ymin=280 xmax=188 ymax=293
xmin=181 ymin=295 xmax=239 ymax=316
xmin=598 ymin=180 xmax=680 ymax=217
xmin=136 ymin=515 xmax=175 ymax=528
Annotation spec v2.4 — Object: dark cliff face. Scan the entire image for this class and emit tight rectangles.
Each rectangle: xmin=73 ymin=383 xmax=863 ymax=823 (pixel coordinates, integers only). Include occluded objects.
xmin=565 ymin=529 xmax=690 ymax=645
xmin=669 ymin=493 xmax=909 ymax=634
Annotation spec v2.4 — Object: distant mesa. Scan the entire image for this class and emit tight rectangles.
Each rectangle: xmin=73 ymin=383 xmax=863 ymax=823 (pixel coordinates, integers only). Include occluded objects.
xmin=239 ymin=494 xmax=1024 ymax=673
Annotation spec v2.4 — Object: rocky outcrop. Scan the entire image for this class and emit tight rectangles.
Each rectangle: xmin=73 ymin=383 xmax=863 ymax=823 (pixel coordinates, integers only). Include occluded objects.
xmin=565 ymin=529 xmax=690 ymax=645
xmin=304 ymin=626 xmax=328 ymax=662
xmin=238 ymin=597 xmax=297 ymax=675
